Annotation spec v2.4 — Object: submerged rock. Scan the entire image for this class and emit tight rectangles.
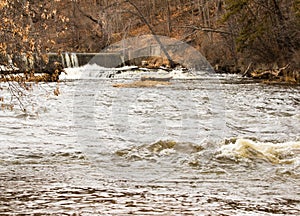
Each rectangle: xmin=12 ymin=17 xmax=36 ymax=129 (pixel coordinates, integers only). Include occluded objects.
xmin=112 ymin=80 xmax=171 ymax=88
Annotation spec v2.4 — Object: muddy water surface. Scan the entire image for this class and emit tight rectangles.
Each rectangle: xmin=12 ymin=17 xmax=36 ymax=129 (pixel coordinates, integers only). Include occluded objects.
xmin=0 ymin=70 xmax=299 ymax=215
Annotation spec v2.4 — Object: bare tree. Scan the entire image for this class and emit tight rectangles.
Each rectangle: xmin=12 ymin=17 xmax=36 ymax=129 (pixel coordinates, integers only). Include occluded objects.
xmin=124 ymin=0 xmax=175 ymax=68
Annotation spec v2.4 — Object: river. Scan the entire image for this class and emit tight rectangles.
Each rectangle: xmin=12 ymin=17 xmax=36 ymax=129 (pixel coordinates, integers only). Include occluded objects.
xmin=0 ymin=67 xmax=299 ymax=215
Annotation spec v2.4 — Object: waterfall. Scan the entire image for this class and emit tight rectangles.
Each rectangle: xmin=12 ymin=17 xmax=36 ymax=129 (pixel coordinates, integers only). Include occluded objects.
xmin=62 ymin=53 xmax=79 ymax=68
xmin=61 ymin=53 xmax=66 ymax=68
xmin=71 ymin=53 xmax=79 ymax=68
xmin=64 ymin=53 xmax=71 ymax=68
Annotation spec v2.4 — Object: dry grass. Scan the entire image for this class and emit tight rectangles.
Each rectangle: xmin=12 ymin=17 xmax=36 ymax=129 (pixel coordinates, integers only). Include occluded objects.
xmin=112 ymin=80 xmax=171 ymax=88
xmin=0 ymin=73 xmax=59 ymax=83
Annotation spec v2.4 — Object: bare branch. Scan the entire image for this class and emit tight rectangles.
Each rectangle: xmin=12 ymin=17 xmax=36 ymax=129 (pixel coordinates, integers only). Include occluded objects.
xmin=175 ymin=25 xmax=232 ymax=35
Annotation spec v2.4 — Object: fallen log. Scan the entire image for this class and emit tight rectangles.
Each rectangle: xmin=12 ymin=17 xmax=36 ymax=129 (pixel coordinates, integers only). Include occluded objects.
xmin=249 ymin=64 xmax=290 ymax=79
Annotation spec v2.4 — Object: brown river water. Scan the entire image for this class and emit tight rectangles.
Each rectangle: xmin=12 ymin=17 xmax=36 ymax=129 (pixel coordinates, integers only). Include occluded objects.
xmin=0 ymin=68 xmax=299 ymax=215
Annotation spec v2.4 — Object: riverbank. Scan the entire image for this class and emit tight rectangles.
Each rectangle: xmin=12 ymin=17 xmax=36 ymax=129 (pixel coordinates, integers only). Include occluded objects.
xmin=0 ymin=52 xmax=299 ymax=85
xmin=214 ymin=63 xmax=300 ymax=85
xmin=125 ymin=56 xmax=300 ymax=85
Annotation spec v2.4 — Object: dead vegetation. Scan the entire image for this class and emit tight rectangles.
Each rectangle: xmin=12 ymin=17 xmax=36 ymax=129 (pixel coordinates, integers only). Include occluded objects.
xmin=1 ymin=0 xmax=299 ymax=84
xmin=242 ymin=64 xmax=300 ymax=84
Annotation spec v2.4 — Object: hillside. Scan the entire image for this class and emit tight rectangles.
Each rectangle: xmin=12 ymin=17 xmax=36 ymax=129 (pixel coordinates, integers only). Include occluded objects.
xmin=1 ymin=0 xmax=299 ymax=82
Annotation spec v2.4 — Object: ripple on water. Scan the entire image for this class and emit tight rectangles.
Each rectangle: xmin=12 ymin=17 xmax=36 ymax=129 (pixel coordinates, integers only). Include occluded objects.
xmin=0 ymin=76 xmax=299 ymax=215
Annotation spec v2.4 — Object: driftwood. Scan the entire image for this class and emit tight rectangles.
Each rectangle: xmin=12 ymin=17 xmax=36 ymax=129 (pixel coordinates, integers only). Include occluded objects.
xmin=242 ymin=62 xmax=253 ymax=77
xmin=249 ymin=64 xmax=290 ymax=79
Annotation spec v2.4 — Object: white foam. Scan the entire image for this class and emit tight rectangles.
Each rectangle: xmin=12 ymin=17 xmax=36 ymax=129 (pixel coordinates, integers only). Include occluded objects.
xmin=70 ymin=53 xmax=79 ymax=68
xmin=217 ymin=138 xmax=300 ymax=164
xmin=59 ymin=64 xmax=199 ymax=80
xmin=59 ymin=64 xmax=113 ymax=80
xmin=169 ymin=69 xmax=198 ymax=79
